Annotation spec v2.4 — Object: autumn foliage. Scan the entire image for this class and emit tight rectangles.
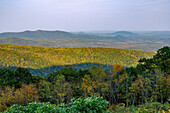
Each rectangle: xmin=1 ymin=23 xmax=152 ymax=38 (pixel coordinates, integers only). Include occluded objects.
xmin=0 ymin=44 xmax=153 ymax=69
xmin=0 ymin=46 xmax=169 ymax=112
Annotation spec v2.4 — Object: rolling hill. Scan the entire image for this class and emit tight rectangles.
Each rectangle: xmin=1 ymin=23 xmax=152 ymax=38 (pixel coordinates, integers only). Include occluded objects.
xmin=0 ymin=37 xmax=59 ymax=46
xmin=0 ymin=30 xmax=110 ymax=41
xmin=0 ymin=30 xmax=72 ymax=40
xmin=0 ymin=30 xmax=169 ymax=52
xmin=0 ymin=37 xmax=168 ymax=52
xmin=0 ymin=44 xmax=154 ymax=69
xmin=112 ymin=31 xmax=137 ymax=37
xmin=0 ymin=37 xmax=109 ymax=47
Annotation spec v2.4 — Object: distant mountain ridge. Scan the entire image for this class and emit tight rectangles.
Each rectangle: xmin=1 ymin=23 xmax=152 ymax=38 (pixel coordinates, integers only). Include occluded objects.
xmin=0 ymin=30 xmax=110 ymax=41
xmin=0 ymin=30 xmax=140 ymax=43
xmin=0 ymin=30 xmax=74 ymax=40
xmin=112 ymin=31 xmax=137 ymax=37
xmin=113 ymin=31 xmax=134 ymax=34
xmin=0 ymin=30 xmax=169 ymax=52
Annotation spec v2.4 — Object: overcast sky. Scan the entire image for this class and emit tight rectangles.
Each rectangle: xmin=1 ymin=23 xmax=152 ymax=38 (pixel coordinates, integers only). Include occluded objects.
xmin=0 ymin=0 xmax=170 ymax=32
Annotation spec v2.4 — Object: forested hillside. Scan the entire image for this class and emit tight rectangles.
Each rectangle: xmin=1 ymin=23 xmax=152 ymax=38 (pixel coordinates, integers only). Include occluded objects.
xmin=0 ymin=46 xmax=169 ymax=113
xmin=0 ymin=44 xmax=153 ymax=69
xmin=0 ymin=37 xmax=59 ymax=46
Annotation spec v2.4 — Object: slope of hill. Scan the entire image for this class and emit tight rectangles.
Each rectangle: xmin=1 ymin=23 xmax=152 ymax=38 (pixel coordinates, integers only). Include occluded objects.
xmin=0 ymin=37 xmax=60 ymax=46
xmin=0 ymin=44 xmax=154 ymax=69
xmin=0 ymin=37 xmax=108 ymax=47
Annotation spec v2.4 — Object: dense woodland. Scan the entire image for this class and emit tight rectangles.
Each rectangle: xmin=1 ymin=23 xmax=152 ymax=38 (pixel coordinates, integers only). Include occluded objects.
xmin=0 ymin=44 xmax=153 ymax=69
xmin=0 ymin=46 xmax=169 ymax=112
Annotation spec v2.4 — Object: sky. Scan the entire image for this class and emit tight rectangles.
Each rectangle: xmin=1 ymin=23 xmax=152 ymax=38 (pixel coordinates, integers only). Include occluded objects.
xmin=0 ymin=0 xmax=170 ymax=32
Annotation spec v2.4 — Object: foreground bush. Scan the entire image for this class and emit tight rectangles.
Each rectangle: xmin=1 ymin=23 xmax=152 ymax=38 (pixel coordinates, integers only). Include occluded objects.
xmin=3 ymin=96 xmax=109 ymax=113
xmin=108 ymin=102 xmax=170 ymax=113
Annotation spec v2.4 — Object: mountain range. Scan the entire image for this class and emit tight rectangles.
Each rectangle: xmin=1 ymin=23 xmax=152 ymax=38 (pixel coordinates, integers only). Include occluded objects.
xmin=0 ymin=30 xmax=111 ymax=40
xmin=0 ymin=30 xmax=169 ymax=52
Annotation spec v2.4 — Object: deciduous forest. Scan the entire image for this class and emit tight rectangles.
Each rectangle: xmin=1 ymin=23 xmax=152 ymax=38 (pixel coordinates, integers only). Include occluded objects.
xmin=0 ymin=46 xmax=169 ymax=112
xmin=0 ymin=44 xmax=153 ymax=68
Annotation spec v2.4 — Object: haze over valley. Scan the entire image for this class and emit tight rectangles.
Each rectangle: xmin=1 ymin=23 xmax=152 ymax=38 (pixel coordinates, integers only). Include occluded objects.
xmin=0 ymin=30 xmax=169 ymax=52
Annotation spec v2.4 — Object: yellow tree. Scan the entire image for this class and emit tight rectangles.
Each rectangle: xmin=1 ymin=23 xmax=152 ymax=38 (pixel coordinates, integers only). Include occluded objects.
xmin=0 ymin=87 xmax=14 ymax=111
xmin=14 ymin=84 xmax=40 ymax=106
xmin=81 ymin=74 xmax=95 ymax=96
xmin=110 ymin=63 xmax=123 ymax=104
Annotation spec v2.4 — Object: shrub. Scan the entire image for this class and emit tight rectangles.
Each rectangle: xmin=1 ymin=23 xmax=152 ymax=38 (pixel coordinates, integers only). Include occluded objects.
xmin=110 ymin=102 xmax=170 ymax=113
xmin=68 ymin=96 xmax=109 ymax=113
xmin=3 ymin=96 xmax=109 ymax=113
